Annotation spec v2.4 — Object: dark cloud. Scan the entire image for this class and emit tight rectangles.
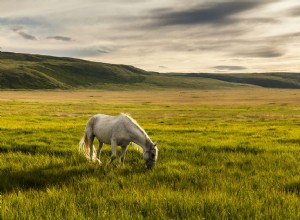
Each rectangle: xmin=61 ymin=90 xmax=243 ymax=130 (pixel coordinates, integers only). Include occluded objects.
xmin=266 ymin=31 xmax=300 ymax=44
xmin=56 ymin=47 xmax=112 ymax=57
xmin=18 ymin=31 xmax=37 ymax=40
xmin=11 ymin=26 xmax=37 ymax=40
xmin=213 ymin=65 xmax=247 ymax=71
xmin=153 ymin=1 xmax=269 ymax=26
xmin=97 ymin=48 xmax=110 ymax=54
xmin=46 ymin=36 xmax=73 ymax=41
xmin=281 ymin=32 xmax=300 ymax=38
xmin=11 ymin=26 xmax=23 ymax=32
xmin=158 ymin=65 xmax=167 ymax=69
xmin=241 ymin=17 xmax=278 ymax=24
xmin=236 ymin=47 xmax=284 ymax=58
xmin=286 ymin=6 xmax=300 ymax=17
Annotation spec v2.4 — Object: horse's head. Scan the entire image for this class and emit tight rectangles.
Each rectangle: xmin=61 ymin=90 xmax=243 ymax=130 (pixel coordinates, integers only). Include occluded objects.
xmin=143 ymin=142 xmax=158 ymax=169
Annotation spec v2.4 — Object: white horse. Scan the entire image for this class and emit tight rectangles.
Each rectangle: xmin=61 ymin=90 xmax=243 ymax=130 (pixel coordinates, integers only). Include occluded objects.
xmin=79 ymin=113 xmax=158 ymax=169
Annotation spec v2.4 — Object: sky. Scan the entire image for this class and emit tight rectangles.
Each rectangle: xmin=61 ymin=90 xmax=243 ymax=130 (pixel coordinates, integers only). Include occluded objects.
xmin=1 ymin=0 xmax=300 ymax=73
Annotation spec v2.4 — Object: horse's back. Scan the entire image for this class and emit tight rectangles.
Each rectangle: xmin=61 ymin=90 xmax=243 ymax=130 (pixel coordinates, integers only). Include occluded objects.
xmin=86 ymin=114 xmax=122 ymax=144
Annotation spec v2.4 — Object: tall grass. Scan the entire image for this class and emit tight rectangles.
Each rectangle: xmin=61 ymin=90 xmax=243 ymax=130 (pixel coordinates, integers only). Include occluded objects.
xmin=0 ymin=90 xmax=299 ymax=219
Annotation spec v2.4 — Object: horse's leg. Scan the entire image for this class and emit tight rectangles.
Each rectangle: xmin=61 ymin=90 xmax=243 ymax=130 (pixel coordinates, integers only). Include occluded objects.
xmin=108 ymin=139 xmax=117 ymax=165
xmin=96 ymin=141 xmax=103 ymax=165
xmin=88 ymin=134 xmax=95 ymax=161
xmin=120 ymin=145 xmax=128 ymax=166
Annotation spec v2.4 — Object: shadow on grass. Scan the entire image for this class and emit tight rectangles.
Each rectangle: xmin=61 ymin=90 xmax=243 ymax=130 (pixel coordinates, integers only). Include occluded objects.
xmin=285 ymin=181 xmax=300 ymax=197
xmin=0 ymin=146 xmax=152 ymax=194
xmin=0 ymin=163 xmax=96 ymax=193
xmin=0 ymin=146 xmax=72 ymax=157
xmin=0 ymin=157 xmax=150 ymax=194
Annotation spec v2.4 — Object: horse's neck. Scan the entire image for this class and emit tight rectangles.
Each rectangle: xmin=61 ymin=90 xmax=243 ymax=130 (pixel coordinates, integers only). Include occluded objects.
xmin=129 ymin=125 xmax=150 ymax=151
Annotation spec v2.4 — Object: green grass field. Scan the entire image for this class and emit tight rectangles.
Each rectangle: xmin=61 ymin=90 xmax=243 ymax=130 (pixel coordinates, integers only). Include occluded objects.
xmin=0 ymin=89 xmax=300 ymax=219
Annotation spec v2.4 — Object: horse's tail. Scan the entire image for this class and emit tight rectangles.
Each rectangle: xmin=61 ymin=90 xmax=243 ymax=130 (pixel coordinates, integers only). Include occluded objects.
xmin=79 ymin=130 xmax=96 ymax=161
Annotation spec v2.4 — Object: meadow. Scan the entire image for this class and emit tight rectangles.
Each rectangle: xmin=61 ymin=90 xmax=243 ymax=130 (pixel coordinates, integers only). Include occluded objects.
xmin=0 ymin=89 xmax=299 ymax=219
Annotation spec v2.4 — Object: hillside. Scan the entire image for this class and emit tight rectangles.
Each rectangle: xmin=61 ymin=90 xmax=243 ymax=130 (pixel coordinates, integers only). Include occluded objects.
xmin=0 ymin=51 xmax=300 ymax=89
xmin=0 ymin=51 xmax=149 ymax=89
xmin=184 ymin=73 xmax=300 ymax=89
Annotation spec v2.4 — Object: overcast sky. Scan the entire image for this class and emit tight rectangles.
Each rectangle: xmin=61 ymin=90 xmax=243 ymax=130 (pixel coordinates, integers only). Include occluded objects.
xmin=1 ymin=0 xmax=300 ymax=73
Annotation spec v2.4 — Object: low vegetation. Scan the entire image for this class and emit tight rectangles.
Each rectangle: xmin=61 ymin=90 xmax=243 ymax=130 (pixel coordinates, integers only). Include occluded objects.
xmin=0 ymin=89 xmax=299 ymax=219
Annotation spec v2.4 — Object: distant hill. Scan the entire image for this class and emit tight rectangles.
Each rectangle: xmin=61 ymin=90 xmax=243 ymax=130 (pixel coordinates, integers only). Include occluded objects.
xmin=184 ymin=73 xmax=300 ymax=89
xmin=1 ymin=51 xmax=300 ymax=89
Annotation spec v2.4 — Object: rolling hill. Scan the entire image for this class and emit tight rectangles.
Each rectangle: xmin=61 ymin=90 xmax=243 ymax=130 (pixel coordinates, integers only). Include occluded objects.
xmin=1 ymin=51 xmax=300 ymax=89
xmin=184 ymin=73 xmax=300 ymax=89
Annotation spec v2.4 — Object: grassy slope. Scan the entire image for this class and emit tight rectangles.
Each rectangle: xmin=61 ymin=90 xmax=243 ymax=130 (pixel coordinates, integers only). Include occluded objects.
xmin=0 ymin=51 xmax=148 ymax=89
xmin=184 ymin=72 xmax=300 ymax=89
xmin=1 ymin=51 xmax=300 ymax=89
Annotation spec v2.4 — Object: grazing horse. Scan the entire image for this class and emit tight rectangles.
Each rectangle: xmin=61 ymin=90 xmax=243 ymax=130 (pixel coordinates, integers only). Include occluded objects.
xmin=79 ymin=113 xmax=158 ymax=169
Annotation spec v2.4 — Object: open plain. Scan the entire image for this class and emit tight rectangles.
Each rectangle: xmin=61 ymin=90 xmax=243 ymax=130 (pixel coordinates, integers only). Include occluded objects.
xmin=0 ymin=89 xmax=300 ymax=219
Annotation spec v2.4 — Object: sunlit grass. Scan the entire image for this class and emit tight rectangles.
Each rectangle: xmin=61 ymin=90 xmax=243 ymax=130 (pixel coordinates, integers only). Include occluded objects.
xmin=0 ymin=90 xmax=300 ymax=219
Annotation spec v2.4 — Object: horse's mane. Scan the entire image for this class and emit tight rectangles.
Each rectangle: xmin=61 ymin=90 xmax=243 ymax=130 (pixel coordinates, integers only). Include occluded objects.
xmin=121 ymin=113 xmax=150 ymax=139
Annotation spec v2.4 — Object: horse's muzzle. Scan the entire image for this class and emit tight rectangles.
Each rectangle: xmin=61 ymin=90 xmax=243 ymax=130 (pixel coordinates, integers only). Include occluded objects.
xmin=146 ymin=160 xmax=156 ymax=169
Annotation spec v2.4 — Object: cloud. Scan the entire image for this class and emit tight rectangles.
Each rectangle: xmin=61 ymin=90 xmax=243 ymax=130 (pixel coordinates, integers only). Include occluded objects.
xmin=11 ymin=26 xmax=23 ymax=32
xmin=153 ymin=1 xmax=269 ymax=26
xmin=10 ymin=25 xmax=37 ymax=40
xmin=235 ymin=47 xmax=284 ymax=58
xmin=57 ymin=46 xmax=112 ymax=57
xmin=96 ymin=47 xmax=111 ymax=54
xmin=266 ymin=31 xmax=300 ymax=44
xmin=18 ymin=31 xmax=37 ymax=40
xmin=213 ymin=65 xmax=247 ymax=71
xmin=0 ymin=17 xmax=41 ymax=26
xmin=158 ymin=65 xmax=168 ymax=69
xmin=46 ymin=36 xmax=73 ymax=41
xmin=286 ymin=6 xmax=300 ymax=17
